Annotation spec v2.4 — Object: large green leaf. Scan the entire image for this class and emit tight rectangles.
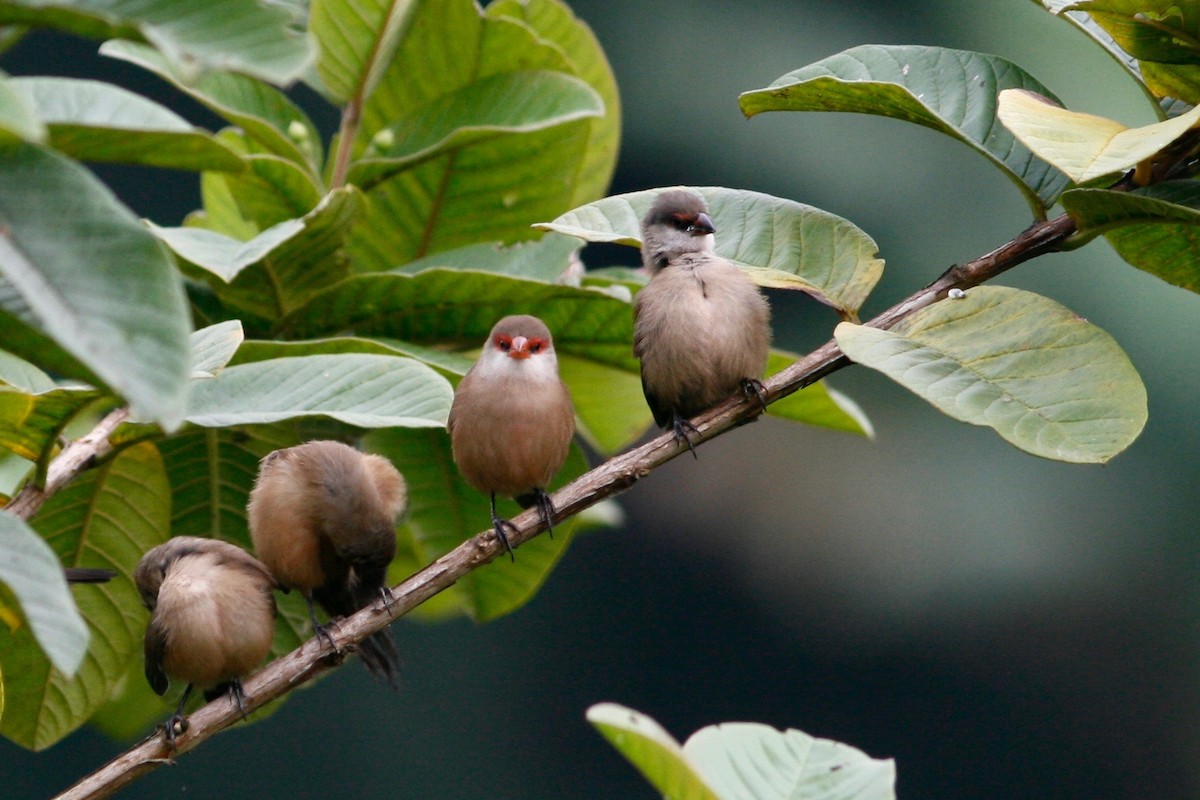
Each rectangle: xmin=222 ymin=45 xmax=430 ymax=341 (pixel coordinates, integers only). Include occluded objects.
xmin=0 ymin=141 xmax=190 ymax=429
xmin=835 ymin=286 xmax=1147 ymax=463
xmin=997 ymin=87 xmax=1200 ymax=182
xmin=538 ymin=187 xmax=883 ymax=317
xmin=348 ymin=70 xmax=602 ymax=189
xmin=154 ymin=187 xmax=362 ymax=322
xmin=184 ymin=354 xmax=453 ymax=428
xmin=739 ymin=44 xmax=1070 ymax=216
xmin=1061 ymin=181 xmax=1200 ymax=291
xmin=189 ymin=319 xmax=244 ymax=378
xmin=587 ymin=703 xmax=898 ymax=800
xmin=0 ymin=442 xmax=169 ymax=750
xmin=0 ymin=512 xmax=88 ymax=677
xmin=488 ymin=0 xmax=620 ymax=209
xmin=343 ymin=0 xmax=619 ymax=269
xmin=0 ymin=0 xmax=314 ymax=86
xmin=283 ymin=269 xmax=638 ymax=370
xmin=0 ymin=380 xmax=103 ymax=476
xmin=8 ymin=77 xmax=243 ymax=172
xmin=367 ymin=427 xmax=593 ymax=622
xmin=100 ymin=40 xmax=323 ymax=169
xmin=202 ymin=133 xmax=325 ymax=232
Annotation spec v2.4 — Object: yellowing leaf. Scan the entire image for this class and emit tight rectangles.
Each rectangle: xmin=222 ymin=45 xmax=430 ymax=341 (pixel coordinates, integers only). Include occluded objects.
xmin=997 ymin=88 xmax=1200 ymax=182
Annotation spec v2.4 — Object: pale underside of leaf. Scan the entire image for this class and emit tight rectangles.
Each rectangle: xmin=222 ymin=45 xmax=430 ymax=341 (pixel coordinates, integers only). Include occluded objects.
xmin=835 ymin=286 xmax=1146 ymax=463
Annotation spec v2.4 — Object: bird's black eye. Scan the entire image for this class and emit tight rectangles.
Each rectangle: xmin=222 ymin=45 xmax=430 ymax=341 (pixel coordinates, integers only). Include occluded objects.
xmin=528 ymin=340 xmax=543 ymax=354
xmin=669 ymin=213 xmax=692 ymax=231
xmin=496 ymin=335 xmax=511 ymax=352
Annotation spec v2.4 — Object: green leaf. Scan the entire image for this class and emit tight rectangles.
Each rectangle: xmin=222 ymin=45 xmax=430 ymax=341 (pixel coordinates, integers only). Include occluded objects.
xmin=487 ymin=0 xmax=620 ymax=208
xmin=587 ymin=703 xmax=720 ymax=800
xmin=284 ymin=269 xmax=637 ymax=370
xmin=367 ymin=427 xmax=594 ymax=622
xmin=349 ymin=69 xmax=602 ymax=189
xmin=683 ymin=722 xmax=897 ymax=800
xmin=8 ymin=77 xmax=243 ymax=172
xmin=0 ymin=512 xmax=88 ymax=677
xmin=100 ymin=40 xmax=323 ymax=169
xmin=206 ymin=142 xmax=324 ymax=231
xmin=835 ymin=286 xmax=1147 ymax=463
xmin=764 ymin=352 xmax=874 ymax=437
xmin=0 ymin=382 xmax=103 ymax=469
xmin=997 ymin=88 xmax=1200 ymax=182
xmin=346 ymin=0 xmax=620 ymax=268
xmin=738 ymin=44 xmax=1069 ymax=216
xmin=190 ymin=319 xmax=244 ymax=378
xmin=184 ymin=354 xmax=453 ymax=428
xmin=0 ymin=0 xmax=314 ymax=86
xmin=162 ymin=187 xmax=361 ymax=322
xmin=1066 ymin=1 xmax=1200 ymax=65
xmin=587 ymin=703 xmax=897 ymax=800
xmin=1036 ymin=0 xmax=1195 ymax=112
xmin=1061 ymin=181 xmax=1200 ymax=291
xmin=0 ymin=442 xmax=170 ymax=750
xmin=538 ymin=187 xmax=883 ymax=317
xmin=309 ymin=0 xmax=419 ymax=104
xmin=558 ymin=354 xmax=651 ymax=454
xmin=395 ymin=232 xmax=582 ymax=283
xmin=0 ymin=141 xmax=191 ymax=429
xmin=0 ymin=73 xmax=44 ymax=143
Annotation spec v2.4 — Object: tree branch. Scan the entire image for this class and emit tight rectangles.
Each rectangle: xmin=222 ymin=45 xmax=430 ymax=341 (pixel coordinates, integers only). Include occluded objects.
xmin=50 ymin=210 xmax=1080 ymax=800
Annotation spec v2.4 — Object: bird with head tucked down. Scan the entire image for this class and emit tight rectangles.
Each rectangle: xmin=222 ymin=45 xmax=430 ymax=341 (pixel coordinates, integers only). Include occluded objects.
xmin=247 ymin=440 xmax=407 ymax=685
xmin=135 ymin=536 xmax=277 ymax=747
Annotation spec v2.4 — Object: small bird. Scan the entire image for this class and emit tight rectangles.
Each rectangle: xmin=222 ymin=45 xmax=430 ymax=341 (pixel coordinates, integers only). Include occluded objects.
xmin=247 ymin=440 xmax=407 ymax=685
xmin=134 ymin=536 xmax=277 ymax=747
xmin=448 ymin=315 xmax=575 ymax=559
xmin=64 ymin=567 xmax=116 ymax=583
xmin=634 ymin=189 xmax=772 ymax=454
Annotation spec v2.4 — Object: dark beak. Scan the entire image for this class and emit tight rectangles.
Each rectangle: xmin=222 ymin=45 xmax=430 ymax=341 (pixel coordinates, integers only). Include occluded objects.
xmin=689 ymin=212 xmax=715 ymax=235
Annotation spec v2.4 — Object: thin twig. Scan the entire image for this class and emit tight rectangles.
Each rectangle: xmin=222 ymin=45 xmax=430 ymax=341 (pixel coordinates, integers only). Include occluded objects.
xmin=6 ymin=408 xmax=129 ymax=521
xmin=51 ymin=211 xmax=1080 ymax=800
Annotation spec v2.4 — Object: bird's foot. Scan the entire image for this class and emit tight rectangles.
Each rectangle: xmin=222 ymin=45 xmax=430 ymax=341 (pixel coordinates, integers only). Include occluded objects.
xmin=671 ymin=416 xmax=700 ymax=459
xmin=532 ymin=487 xmax=556 ymax=539
xmin=378 ymin=585 xmax=396 ymax=618
xmin=228 ymin=679 xmax=249 ymax=722
xmin=163 ymin=713 xmax=188 ymax=750
xmin=490 ymin=514 xmax=519 ymax=562
xmin=740 ymin=377 xmax=768 ymax=413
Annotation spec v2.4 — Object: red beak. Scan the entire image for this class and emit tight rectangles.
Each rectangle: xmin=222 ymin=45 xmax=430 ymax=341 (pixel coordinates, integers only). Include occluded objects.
xmin=508 ymin=335 xmax=531 ymax=360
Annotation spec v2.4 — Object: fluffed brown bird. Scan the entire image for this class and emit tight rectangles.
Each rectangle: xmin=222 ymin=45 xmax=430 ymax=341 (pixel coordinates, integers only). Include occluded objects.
xmin=634 ymin=189 xmax=772 ymax=454
xmin=135 ymin=536 xmax=277 ymax=747
xmin=247 ymin=440 xmax=407 ymax=685
xmin=448 ymin=315 xmax=575 ymax=559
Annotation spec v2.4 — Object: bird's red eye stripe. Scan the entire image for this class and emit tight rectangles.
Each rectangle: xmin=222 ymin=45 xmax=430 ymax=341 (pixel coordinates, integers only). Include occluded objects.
xmin=495 ymin=334 xmax=513 ymax=351
xmin=527 ymin=338 xmax=548 ymax=353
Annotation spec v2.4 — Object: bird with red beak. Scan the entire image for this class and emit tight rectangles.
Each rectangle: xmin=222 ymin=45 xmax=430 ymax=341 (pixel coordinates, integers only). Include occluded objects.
xmin=448 ymin=315 xmax=575 ymax=559
xmin=635 ymin=189 xmax=772 ymax=454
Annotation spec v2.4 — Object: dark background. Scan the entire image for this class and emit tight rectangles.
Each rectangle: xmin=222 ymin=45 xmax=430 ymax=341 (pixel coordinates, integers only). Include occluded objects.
xmin=4 ymin=1 xmax=1200 ymax=798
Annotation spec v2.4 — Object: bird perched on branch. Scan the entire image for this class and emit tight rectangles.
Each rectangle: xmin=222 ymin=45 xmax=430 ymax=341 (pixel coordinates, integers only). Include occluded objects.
xmin=634 ymin=189 xmax=772 ymax=454
xmin=135 ymin=536 xmax=277 ymax=747
xmin=448 ymin=315 xmax=575 ymax=560
xmin=247 ymin=440 xmax=407 ymax=685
